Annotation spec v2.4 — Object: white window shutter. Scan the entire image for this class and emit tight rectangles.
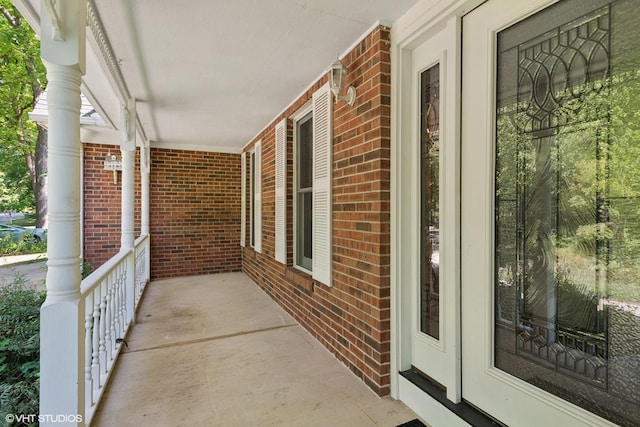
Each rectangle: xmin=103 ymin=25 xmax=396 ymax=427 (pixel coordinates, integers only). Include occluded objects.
xmin=312 ymin=83 xmax=332 ymax=286
xmin=275 ymin=119 xmax=287 ymax=264
xmin=254 ymin=140 xmax=262 ymax=253
xmin=240 ymin=151 xmax=246 ymax=247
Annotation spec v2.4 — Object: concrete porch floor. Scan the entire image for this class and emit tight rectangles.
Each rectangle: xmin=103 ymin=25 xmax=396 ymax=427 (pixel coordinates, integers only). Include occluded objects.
xmin=91 ymin=272 xmax=422 ymax=426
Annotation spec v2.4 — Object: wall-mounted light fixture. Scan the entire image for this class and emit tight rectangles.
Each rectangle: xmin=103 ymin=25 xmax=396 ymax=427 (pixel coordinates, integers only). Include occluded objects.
xmin=104 ymin=153 xmax=122 ymax=184
xmin=329 ymin=57 xmax=356 ymax=106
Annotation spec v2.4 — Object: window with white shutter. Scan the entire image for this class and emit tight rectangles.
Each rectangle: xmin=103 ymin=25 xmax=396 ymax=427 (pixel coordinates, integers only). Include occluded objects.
xmin=275 ymin=119 xmax=287 ymax=264
xmin=250 ymin=141 xmax=262 ymax=253
xmin=311 ymin=83 xmax=332 ymax=286
xmin=240 ymin=151 xmax=246 ymax=247
xmin=292 ymin=84 xmax=332 ymax=284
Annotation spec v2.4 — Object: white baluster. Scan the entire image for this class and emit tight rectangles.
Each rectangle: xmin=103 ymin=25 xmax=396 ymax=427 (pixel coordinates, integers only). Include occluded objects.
xmin=92 ymin=296 xmax=100 ymax=386
xmin=122 ymin=266 xmax=128 ymax=328
xmin=104 ymin=280 xmax=112 ymax=361
xmin=118 ymin=266 xmax=125 ymax=334
xmin=113 ymin=270 xmax=121 ymax=342
xmin=134 ymin=255 xmax=139 ymax=306
xmin=84 ymin=297 xmax=93 ymax=406
xmin=136 ymin=249 xmax=143 ymax=305
xmin=99 ymin=281 xmax=107 ymax=374
xmin=108 ymin=276 xmax=116 ymax=359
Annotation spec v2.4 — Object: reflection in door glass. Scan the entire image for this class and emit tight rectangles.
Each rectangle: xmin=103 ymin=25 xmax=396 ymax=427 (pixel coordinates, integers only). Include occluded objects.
xmin=495 ymin=1 xmax=640 ymax=425
xmin=421 ymin=64 xmax=440 ymax=339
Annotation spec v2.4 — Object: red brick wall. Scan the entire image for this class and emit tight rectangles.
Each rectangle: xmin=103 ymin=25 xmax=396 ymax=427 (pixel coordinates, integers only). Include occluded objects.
xmin=83 ymin=145 xmax=242 ymax=279
xmin=149 ymin=148 xmax=242 ymax=279
xmin=83 ymin=143 xmax=141 ymax=268
xmin=242 ymin=26 xmax=393 ymax=396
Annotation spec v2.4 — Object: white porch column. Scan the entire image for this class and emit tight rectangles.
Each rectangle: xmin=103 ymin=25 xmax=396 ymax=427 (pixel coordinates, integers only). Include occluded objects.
xmin=141 ymin=144 xmax=151 ymax=283
xmin=120 ymin=99 xmax=136 ymax=251
xmin=39 ymin=0 xmax=87 ymax=424
xmin=140 ymin=144 xmax=150 ymax=236
xmin=121 ymin=100 xmax=136 ymax=323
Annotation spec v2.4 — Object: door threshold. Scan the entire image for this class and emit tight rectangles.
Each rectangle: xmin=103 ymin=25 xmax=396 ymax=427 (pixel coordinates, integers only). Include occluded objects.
xmin=400 ymin=369 xmax=503 ymax=427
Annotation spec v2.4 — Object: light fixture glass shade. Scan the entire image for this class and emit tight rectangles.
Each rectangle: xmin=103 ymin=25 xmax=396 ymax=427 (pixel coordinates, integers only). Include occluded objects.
xmin=330 ymin=58 xmax=346 ymax=98
xmin=328 ymin=57 xmax=356 ymax=106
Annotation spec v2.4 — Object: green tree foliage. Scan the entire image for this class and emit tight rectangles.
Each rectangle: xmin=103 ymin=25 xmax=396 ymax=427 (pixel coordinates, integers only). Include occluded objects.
xmin=0 ymin=1 xmax=47 ymax=226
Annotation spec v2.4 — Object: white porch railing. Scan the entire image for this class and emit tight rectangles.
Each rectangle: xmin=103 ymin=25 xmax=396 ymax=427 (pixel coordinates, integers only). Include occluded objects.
xmin=80 ymin=234 xmax=150 ymax=424
xmin=134 ymin=234 xmax=150 ymax=308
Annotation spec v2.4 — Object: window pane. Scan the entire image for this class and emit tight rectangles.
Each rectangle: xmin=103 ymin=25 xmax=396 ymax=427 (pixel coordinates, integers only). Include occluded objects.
xmin=296 ymin=191 xmax=313 ymax=270
xmin=495 ymin=1 xmax=640 ymax=424
xmin=421 ymin=64 xmax=440 ymax=339
xmin=298 ymin=116 xmax=313 ymax=190
xmin=250 ymin=152 xmax=255 ymax=247
xmin=296 ymin=111 xmax=313 ymax=271
xmin=303 ymin=192 xmax=313 ymax=260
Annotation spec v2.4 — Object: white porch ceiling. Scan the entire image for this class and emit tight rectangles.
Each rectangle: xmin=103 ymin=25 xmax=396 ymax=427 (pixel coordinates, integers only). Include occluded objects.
xmin=16 ymin=0 xmax=418 ymax=153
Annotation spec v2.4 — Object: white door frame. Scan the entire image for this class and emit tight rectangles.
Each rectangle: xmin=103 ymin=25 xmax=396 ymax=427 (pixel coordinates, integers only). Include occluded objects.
xmin=405 ymin=19 xmax=460 ymax=394
xmin=390 ymin=0 xmax=483 ymax=424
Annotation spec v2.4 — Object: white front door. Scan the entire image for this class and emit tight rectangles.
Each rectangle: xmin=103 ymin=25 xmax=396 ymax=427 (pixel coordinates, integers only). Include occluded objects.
xmin=461 ymin=0 xmax=640 ymax=425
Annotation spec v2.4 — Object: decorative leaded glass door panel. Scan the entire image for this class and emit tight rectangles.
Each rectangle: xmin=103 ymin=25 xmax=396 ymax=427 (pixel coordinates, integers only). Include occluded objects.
xmin=462 ymin=0 xmax=640 ymax=425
